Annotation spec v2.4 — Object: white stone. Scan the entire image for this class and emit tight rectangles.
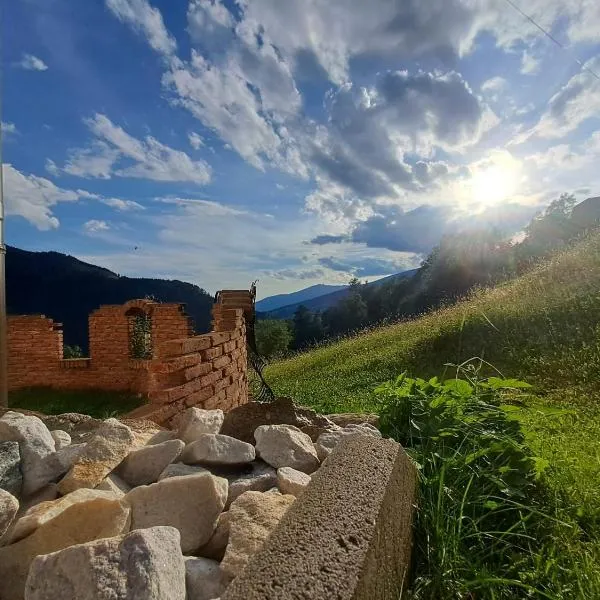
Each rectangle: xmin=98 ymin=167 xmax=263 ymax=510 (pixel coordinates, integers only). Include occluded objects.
xmin=225 ymin=461 xmax=277 ymax=508
xmin=117 ymin=439 xmax=184 ymax=486
xmin=158 ymin=463 xmax=209 ymax=480
xmin=0 ymin=488 xmax=130 ymax=600
xmin=0 ymin=441 xmax=22 ymax=497
xmin=0 ymin=412 xmax=55 ymax=458
xmin=96 ymin=473 xmax=131 ymax=497
xmin=0 ymin=488 xmax=18 ymax=537
xmin=50 ymin=430 xmax=71 ymax=449
xmin=276 ymin=467 xmax=311 ymax=496
xmin=254 ymin=425 xmax=319 ymax=473
xmin=184 ymin=557 xmax=225 ymax=600
xmin=58 ymin=418 xmax=135 ymax=494
xmin=22 ymin=443 xmax=86 ymax=497
xmin=146 ymin=430 xmax=177 ymax=445
xmin=177 ymin=408 xmax=224 ymax=443
xmin=220 ymin=491 xmax=295 ymax=581
xmin=315 ymin=424 xmax=382 ymax=461
xmin=182 ymin=434 xmax=255 ymax=466
xmin=125 ymin=473 xmax=227 ymax=553
xmin=24 ymin=526 xmax=185 ymax=600
xmin=197 ymin=511 xmax=230 ymax=561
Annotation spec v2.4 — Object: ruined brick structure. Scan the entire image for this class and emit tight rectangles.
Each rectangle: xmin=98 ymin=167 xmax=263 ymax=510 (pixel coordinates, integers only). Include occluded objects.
xmin=7 ymin=291 xmax=253 ymax=424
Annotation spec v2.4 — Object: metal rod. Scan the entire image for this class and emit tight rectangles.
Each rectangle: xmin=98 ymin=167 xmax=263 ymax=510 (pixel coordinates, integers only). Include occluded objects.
xmin=0 ymin=77 xmax=7 ymax=406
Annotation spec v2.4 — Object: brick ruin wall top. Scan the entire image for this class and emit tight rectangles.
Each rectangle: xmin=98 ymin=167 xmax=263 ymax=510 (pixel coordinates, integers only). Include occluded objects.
xmin=7 ymin=292 xmax=253 ymax=424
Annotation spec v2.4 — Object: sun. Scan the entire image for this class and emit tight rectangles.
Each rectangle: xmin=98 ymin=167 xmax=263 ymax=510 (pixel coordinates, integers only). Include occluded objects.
xmin=466 ymin=152 xmax=522 ymax=209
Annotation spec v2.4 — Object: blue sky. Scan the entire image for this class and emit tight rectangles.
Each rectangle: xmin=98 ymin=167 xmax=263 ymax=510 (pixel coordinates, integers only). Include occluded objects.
xmin=3 ymin=0 xmax=599 ymax=298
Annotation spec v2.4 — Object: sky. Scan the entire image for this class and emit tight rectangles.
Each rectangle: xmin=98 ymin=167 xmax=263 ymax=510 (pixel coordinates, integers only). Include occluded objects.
xmin=3 ymin=0 xmax=600 ymax=299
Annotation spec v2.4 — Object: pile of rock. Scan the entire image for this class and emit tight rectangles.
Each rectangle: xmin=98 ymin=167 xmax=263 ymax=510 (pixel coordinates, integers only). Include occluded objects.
xmin=0 ymin=402 xmax=380 ymax=600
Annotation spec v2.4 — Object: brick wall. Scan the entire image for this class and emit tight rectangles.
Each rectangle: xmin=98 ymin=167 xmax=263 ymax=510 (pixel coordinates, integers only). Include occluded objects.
xmin=126 ymin=291 xmax=251 ymax=425
xmin=8 ymin=292 xmax=251 ymax=423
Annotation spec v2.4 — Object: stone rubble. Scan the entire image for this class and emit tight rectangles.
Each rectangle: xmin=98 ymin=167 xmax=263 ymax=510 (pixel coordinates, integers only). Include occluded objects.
xmin=254 ymin=424 xmax=320 ymax=473
xmin=0 ymin=402 xmax=381 ymax=600
xmin=276 ymin=466 xmax=311 ymax=496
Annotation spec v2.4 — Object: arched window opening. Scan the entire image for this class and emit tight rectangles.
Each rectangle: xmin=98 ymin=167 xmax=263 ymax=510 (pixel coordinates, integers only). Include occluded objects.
xmin=125 ymin=308 xmax=153 ymax=359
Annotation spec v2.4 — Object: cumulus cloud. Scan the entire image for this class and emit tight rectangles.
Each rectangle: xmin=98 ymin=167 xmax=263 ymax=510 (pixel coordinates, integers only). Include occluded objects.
xmin=318 ymin=255 xmax=409 ymax=277
xmin=3 ymin=164 xmax=80 ymax=230
xmin=517 ymin=56 xmax=600 ymax=141
xmin=520 ymin=50 xmax=541 ymax=75
xmin=17 ymin=54 xmax=48 ymax=71
xmin=101 ymin=198 xmax=145 ymax=211
xmin=84 ymin=219 xmax=111 ymax=233
xmin=188 ymin=131 xmax=204 ymax=149
xmin=61 ymin=113 xmax=212 ymax=184
xmin=2 ymin=122 xmax=18 ymax=136
xmin=106 ymin=0 xmax=176 ymax=58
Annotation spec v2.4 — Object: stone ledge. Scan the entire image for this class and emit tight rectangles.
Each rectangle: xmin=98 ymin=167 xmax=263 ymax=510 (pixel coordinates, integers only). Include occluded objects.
xmin=222 ymin=434 xmax=417 ymax=600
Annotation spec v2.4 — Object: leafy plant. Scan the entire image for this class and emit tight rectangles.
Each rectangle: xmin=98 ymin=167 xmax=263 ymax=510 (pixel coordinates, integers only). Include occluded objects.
xmin=376 ymin=360 xmax=595 ymax=599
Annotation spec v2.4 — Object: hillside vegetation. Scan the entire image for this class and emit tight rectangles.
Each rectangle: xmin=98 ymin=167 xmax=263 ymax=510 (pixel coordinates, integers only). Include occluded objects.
xmin=266 ymin=230 xmax=600 ymax=596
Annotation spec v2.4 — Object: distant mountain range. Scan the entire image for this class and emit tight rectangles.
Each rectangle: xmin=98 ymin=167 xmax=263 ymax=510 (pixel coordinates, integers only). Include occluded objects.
xmin=258 ymin=269 xmax=419 ymax=319
xmin=6 ymin=246 xmax=214 ymax=352
xmin=255 ymin=284 xmax=347 ymax=312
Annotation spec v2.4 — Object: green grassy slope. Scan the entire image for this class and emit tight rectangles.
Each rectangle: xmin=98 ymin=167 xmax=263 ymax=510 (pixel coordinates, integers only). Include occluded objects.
xmin=266 ymin=231 xmax=600 ymax=584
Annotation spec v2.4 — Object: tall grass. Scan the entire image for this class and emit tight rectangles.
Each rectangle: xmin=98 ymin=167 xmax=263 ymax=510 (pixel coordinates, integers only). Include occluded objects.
xmin=266 ymin=231 xmax=600 ymax=597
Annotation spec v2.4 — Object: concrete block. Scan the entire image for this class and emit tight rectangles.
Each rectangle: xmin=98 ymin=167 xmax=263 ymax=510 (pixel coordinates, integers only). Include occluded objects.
xmin=222 ymin=435 xmax=417 ymax=600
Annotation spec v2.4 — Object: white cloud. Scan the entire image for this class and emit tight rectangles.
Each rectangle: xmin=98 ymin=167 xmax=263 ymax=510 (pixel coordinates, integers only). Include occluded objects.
xmin=101 ymin=198 xmax=145 ymax=211
xmin=105 ymin=0 xmax=176 ymax=58
xmin=61 ymin=113 xmax=212 ymax=184
xmin=17 ymin=54 xmax=48 ymax=71
xmin=187 ymin=0 xmax=234 ymax=38
xmin=84 ymin=219 xmax=111 ymax=233
xmin=155 ymin=197 xmax=248 ymax=216
xmin=45 ymin=159 xmax=60 ymax=177
xmin=521 ymin=50 xmax=541 ymax=75
xmin=517 ymin=56 xmax=600 ymax=141
xmin=2 ymin=163 xmax=79 ymax=230
xmin=482 ymin=76 xmax=507 ymax=92
xmin=2 ymin=122 xmax=17 ymax=136
xmin=188 ymin=131 xmax=204 ymax=149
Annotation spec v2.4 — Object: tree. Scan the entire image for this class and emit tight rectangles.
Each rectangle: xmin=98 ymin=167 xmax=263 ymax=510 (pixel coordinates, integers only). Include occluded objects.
xmin=255 ymin=319 xmax=292 ymax=359
xmin=292 ymin=305 xmax=324 ymax=349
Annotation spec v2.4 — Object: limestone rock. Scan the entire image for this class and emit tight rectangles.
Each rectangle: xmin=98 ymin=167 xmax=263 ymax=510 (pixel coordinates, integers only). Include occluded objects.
xmin=197 ymin=511 xmax=230 ymax=561
xmin=117 ymin=439 xmax=184 ymax=486
xmin=182 ymin=434 xmax=255 ymax=466
xmin=22 ymin=443 xmax=86 ymax=497
xmin=0 ymin=441 xmax=22 ymax=497
xmin=0 ymin=412 xmax=55 ymax=459
xmin=125 ymin=473 xmax=227 ymax=553
xmin=315 ymin=424 xmax=381 ymax=461
xmin=177 ymin=408 xmax=224 ymax=443
xmin=7 ymin=488 xmax=125 ymax=544
xmin=184 ymin=557 xmax=225 ymax=600
xmin=41 ymin=413 xmax=103 ymax=445
xmin=96 ymin=473 xmax=131 ymax=497
xmin=221 ymin=398 xmax=338 ymax=443
xmin=158 ymin=463 xmax=209 ymax=480
xmin=0 ymin=488 xmax=130 ymax=600
xmin=24 ymin=526 xmax=185 ymax=600
xmin=222 ymin=461 xmax=277 ymax=508
xmin=58 ymin=418 xmax=135 ymax=494
xmin=220 ymin=490 xmax=295 ymax=581
xmin=50 ymin=430 xmax=71 ymax=449
xmin=146 ymin=430 xmax=177 ymax=445
xmin=0 ymin=489 xmax=18 ymax=537
xmin=327 ymin=413 xmax=379 ymax=429
xmin=254 ymin=425 xmax=319 ymax=473
xmin=19 ymin=484 xmax=59 ymax=514
xmin=277 ymin=467 xmax=311 ymax=496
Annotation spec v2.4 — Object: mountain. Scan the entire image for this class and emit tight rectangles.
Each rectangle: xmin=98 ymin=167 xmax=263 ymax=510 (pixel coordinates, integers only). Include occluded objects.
xmin=261 ymin=269 xmax=418 ymax=319
xmin=255 ymin=284 xmax=347 ymax=312
xmin=6 ymin=246 xmax=214 ymax=352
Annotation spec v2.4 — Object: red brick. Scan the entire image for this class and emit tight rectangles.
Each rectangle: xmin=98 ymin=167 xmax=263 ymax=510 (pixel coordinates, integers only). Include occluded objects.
xmin=200 ymin=370 xmax=222 ymax=388
xmin=209 ymin=332 xmax=231 ymax=345
xmin=212 ymin=355 xmax=231 ymax=370
xmin=201 ymin=347 xmax=223 ymax=361
xmin=149 ymin=353 xmax=202 ymax=374
xmin=162 ymin=336 xmax=212 ymax=357
xmin=184 ymin=385 xmax=215 ymax=407
xmin=184 ymin=362 xmax=213 ymax=381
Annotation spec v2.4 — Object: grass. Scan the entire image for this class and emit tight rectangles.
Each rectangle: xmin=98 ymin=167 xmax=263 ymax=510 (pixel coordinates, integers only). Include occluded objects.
xmin=266 ymin=231 xmax=600 ymax=597
xmin=8 ymin=387 xmax=145 ymax=419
